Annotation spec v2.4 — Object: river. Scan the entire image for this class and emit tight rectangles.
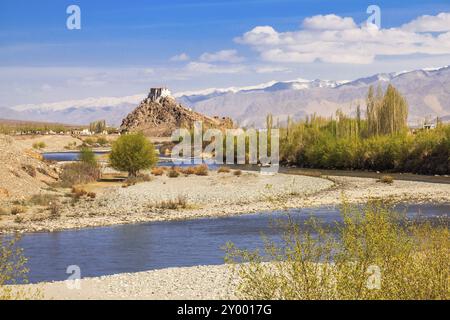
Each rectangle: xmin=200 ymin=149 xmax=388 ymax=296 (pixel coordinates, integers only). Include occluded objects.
xmin=11 ymin=203 xmax=449 ymax=283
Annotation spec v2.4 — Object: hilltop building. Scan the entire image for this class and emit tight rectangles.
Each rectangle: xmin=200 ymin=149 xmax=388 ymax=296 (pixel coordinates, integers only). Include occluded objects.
xmin=148 ymin=87 xmax=172 ymax=102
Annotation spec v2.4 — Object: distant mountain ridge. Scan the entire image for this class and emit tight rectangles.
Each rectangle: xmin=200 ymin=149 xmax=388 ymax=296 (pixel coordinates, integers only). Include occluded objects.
xmin=2 ymin=66 xmax=449 ymax=127
xmin=177 ymin=66 xmax=450 ymax=127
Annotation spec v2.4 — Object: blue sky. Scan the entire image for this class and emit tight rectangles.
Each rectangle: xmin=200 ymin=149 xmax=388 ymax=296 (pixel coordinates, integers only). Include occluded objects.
xmin=1 ymin=0 xmax=450 ymax=106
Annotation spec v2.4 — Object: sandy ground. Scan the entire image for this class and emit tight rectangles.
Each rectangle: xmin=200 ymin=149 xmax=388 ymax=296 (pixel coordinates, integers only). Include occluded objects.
xmin=13 ymin=135 xmax=84 ymax=152
xmin=1 ymin=170 xmax=448 ymax=233
xmin=12 ymin=264 xmax=236 ymax=300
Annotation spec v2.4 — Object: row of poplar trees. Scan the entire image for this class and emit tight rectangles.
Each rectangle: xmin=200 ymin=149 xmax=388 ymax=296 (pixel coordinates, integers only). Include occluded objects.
xmin=366 ymin=84 xmax=408 ymax=136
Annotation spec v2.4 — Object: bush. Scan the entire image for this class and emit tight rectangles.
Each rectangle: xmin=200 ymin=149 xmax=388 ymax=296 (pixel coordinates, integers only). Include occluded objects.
xmin=87 ymin=192 xmax=96 ymax=199
xmin=233 ymin=170 xmax=242 ymax=176
xmin=10 ymin=206 xmax=26 ymax=215
xmin=378 ymin=175 xmax=394 ymax=184
xmin=71 ymin=187 xmax=87 ymax=198
xmin=59 ymin=162 xmax=101 ymax=188
xmin=0 ymin=236 xmax=40 ymax=299
xmin=109 ymin=133 xmax=158 ymax=177
xmin=181 ymin=167 xmax=195 ymax=175
xmin=193 ymin=164 xmax=209 ymax=176
xmin=79 ymin=146 xmax=97 ymax=166
xmin=48 ymin=202 xmax=60 ymax=219
xmin=225 ymin=201 xmax=449 ymax=300
xmin=167 ymin=169 xmax=180 ymax=178
xmin=218 ymin=166 xmax=231 ymax=173
xmin=151 ymin=167 xmax=164 ymax=176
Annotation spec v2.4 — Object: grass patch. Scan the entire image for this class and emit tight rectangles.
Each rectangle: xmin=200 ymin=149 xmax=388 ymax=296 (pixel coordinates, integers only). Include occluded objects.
xmin=29 ymin=193 xmax=58 ymax=206
xmin=32 ymin=142 xmax=46 ymax=150
xmin=57 ymin=162 xmax=101 ymax=188
xmin=149 ymin=195 xmax=189 ymax=210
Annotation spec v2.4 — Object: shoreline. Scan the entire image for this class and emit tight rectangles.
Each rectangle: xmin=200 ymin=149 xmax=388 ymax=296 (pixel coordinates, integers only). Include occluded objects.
xmin=11 ymin=264 xmax=236 ymax=300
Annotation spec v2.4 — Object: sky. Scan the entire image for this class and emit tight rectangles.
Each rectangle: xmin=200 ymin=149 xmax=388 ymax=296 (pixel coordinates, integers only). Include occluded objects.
xmin=1 ymin=0 xmax=450 ymax=107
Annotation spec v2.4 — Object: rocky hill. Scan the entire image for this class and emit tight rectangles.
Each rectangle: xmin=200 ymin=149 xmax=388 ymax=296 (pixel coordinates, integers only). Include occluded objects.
xmin=120 ymin=94 xmax=233 ymax=137
xmin=0 ymin=135 xmax=59 ymax=201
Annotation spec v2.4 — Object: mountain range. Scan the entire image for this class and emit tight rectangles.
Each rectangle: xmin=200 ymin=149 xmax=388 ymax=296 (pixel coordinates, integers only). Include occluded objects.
xmin=2 ymin=66 xmax=450 ymax=127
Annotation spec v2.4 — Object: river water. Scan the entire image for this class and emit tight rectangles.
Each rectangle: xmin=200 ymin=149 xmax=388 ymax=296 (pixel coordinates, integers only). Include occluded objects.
xmin=11 ymin=203 xmax=449 ymax=283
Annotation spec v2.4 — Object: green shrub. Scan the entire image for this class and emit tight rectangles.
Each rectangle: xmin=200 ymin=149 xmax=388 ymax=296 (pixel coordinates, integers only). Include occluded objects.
xmin=0 ymin=236 xmax=37 ymax=299
xmin=109 ymin=133 xmax=158 ymax=177
xmin=79 ymin=146 xmax=97 ymax=166
xmin=225 ymin=201 xmax=449 ymax=300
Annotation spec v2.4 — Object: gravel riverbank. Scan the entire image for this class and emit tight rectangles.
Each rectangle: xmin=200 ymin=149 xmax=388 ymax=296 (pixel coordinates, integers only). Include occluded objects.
xmin=0 ymin=171 xmax=448 ymax=233
xmin=14 ymin=264 xmax=236 ymax=300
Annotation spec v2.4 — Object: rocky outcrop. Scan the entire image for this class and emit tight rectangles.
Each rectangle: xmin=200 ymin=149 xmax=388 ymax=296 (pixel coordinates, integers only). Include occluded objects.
xmin=120 ymin=95 xmax=233 ymax=137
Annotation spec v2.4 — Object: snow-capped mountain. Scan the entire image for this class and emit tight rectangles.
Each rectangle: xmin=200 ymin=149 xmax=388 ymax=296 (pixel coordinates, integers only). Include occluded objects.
xmin=2 ymin=66 xmax=449 ymax=127
xmin=179 ymin=66 xmax=450 ymax=127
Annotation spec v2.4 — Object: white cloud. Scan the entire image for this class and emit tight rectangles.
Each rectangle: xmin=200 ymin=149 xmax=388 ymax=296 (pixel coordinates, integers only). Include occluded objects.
xmin=302 ymin=14 xmax=357 ymax=30
xmin=199 ymin=49 xmax=244 ymax=63
xmin=185 ymin=62 xmax=246 ymax=74
xmin=254 ymin=65 xmax=291 ymax=74
xmin=170 ymin=53 xmax=190 ymax=61
xmin=402 ymin=12 xmax=450 ymax=32
xmin=236 ymin=12 xmax=450 ymax=65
